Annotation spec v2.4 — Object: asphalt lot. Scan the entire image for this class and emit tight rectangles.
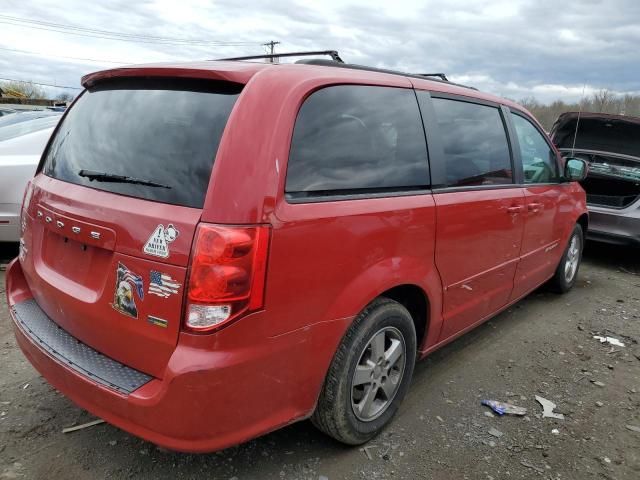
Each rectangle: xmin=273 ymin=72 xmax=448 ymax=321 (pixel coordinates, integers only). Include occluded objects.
xmin=1 ymin=241 xmax=639 ymax=479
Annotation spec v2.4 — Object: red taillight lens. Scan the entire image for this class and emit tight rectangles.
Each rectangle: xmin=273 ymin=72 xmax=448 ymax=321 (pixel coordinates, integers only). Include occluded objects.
xmin=185 ymin=224 xmax=270 ymax=333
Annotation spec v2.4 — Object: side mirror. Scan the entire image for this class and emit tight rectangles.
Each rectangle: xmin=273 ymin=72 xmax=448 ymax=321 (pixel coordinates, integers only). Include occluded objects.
xmin=563 ymin=157 xmax=588 ymax=182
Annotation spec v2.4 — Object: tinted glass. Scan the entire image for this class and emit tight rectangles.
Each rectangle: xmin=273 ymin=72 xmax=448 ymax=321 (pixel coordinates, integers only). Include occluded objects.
xmin=286 ymin=85 xmax=429 ymax=194
xmin=431 ymin=98 xmax=512 ymax=187
xmin=42 ymin=78 xmax=241 ymax=208
xmin=511 ymin=113 xmax=559 ymax=183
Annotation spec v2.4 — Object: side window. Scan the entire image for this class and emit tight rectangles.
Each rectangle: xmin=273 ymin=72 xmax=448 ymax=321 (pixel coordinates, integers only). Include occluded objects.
xmin=285 ymin=85 xmax=429 ymax=195
xmin=511 ymin=113 xmax=560 ymax=184
xmin=431 ymin=98 xmax=513 ymax=187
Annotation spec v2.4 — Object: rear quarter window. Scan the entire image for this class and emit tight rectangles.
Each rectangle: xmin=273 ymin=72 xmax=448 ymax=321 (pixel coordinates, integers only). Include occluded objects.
xmin=285 ymin=85 xmax=429 ymax=197
xmin=42 ymin=78 xmax=241 ymax=208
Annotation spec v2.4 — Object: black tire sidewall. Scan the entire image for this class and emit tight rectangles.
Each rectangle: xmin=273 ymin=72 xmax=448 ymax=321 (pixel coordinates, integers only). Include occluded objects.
xmin=335 ymin=301 xmax=417 ymax=442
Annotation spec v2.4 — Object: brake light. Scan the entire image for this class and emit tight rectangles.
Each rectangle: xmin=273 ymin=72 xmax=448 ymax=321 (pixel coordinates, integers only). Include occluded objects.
xmin=185 ymin=224 xmax=270 ymax=333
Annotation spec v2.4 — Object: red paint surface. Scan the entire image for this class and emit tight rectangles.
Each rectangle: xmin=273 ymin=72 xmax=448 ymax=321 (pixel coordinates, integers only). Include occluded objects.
xmin=5 ymin=61 xmax=588 ymax=452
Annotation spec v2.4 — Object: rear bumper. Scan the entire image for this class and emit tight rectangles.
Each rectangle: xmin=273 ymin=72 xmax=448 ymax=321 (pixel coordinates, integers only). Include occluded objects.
xmin=5 ymin=259 xmax=345 ymax=452
xmin=587 ymin=203 xmax=640 ymax=247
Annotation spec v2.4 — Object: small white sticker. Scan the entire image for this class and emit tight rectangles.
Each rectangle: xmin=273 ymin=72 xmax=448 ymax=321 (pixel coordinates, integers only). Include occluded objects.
xmin=143 ymin=224 xmax=179 ymax=258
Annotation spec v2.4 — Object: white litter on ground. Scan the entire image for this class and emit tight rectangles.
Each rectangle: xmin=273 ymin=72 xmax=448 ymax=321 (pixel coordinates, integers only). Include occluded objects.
xmin=593 ymin=336 xmax=625 ymax=347
xmin=535 ymin=395 xmax=565 ymax=420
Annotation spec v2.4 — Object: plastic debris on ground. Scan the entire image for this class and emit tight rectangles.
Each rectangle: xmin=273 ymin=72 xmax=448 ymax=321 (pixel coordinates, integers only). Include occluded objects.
xmin=626 ymin=425 xmax=640 ymax=434
xmin=520 ymin=459 xmax=545 ymax=474
xmin=535 ymin=396 xmax=565 ymax=420
xmin=62 ymin=419 xmax=105 ymax=434
xmin=481 ymin=400 xmax=527 ymax=416
xmin=593 ymin=335 xmax=625 ymax=347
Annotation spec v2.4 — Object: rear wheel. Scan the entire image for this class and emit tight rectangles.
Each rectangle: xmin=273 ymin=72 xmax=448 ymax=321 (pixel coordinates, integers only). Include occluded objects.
xmin=549 ymin=224 xmax=584 ymax=293
xmin=311 ymin=297 xmax=416 ymax=445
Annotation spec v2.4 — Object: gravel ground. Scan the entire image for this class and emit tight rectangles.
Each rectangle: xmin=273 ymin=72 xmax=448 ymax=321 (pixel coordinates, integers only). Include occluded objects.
xmin=1 ymin=241 xmax=639 ymax=480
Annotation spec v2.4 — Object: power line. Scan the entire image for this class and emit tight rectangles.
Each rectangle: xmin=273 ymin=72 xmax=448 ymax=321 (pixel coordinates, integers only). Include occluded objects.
xmin=0 ymin=14 xmax=259 ymax=47
xmin=0 ymin=45 xmax=129 ymax=65
xmin=0 ymin=77 xmax=82 ymax=90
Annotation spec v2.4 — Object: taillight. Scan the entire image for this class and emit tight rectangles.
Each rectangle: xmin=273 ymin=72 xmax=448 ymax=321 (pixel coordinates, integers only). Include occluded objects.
xmin=184 ymin=223 xmax=270 ymax=333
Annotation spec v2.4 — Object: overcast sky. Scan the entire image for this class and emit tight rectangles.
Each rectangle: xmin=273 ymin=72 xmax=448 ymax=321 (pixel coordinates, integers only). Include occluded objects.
xmin=2 ymin=0 xmax=639 ymax=103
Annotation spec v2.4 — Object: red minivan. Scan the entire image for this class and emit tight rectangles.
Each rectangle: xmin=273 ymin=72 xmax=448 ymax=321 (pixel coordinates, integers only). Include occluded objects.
xmin=5 ymin=53 xmax=589 ymax=452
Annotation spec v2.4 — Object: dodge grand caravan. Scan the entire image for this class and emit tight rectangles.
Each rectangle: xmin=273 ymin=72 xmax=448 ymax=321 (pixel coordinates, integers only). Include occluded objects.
xmin=5 ymin=52 xmax=589 ymax=452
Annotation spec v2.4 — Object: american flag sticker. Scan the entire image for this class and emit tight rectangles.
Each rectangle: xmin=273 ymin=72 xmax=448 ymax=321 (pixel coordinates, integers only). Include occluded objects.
xmin=148 ymin=270 xmax=181 ymax=298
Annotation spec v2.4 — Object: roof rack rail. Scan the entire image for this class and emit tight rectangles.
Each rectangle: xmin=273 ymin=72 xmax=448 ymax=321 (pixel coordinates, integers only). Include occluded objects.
xmin=417 ymin=73 xmax=449 ymax=82
xmin=294 ymin=59 xmax=475 ymax=90
xmin=219 ymin=50 xmax=345 ymax=63
xmin=218 ymin=51 xmax=474 ymax=90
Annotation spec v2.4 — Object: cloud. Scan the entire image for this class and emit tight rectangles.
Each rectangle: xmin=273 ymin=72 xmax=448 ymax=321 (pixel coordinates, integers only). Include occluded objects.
xmin=2 ymin=0 xmax=639 ymax=103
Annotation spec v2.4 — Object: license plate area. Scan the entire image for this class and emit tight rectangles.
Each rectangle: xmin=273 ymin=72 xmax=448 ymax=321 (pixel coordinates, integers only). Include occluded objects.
xmin=41 ymin=230 xmax=112 ymax=295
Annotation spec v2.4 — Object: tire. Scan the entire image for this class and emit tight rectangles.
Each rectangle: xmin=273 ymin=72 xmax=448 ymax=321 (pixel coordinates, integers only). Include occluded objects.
xmin=548 ymin=224 xmax=584 ymax=293
xmin=311 ymin=297 xmax=417 ymax=445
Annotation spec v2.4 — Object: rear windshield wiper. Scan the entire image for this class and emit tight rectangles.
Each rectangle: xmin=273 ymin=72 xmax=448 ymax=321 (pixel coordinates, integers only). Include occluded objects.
xmin=78 ymin=170 xmax=171 ymax=189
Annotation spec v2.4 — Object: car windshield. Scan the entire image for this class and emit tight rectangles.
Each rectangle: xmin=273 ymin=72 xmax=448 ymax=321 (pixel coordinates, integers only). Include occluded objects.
xmin=0 ymin=115 xmax=62 ymax=142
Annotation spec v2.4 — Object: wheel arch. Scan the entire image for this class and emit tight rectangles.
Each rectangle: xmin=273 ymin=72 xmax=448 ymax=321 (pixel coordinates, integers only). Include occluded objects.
xmin=377 ymin=284 xmax=430 ymax=354
xmin=577 ymin=212 xmax=589 ymax=235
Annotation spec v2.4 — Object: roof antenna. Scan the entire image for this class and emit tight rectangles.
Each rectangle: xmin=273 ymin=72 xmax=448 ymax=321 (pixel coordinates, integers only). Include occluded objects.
xmin=570 ymin=84 xmax=586 ymax=157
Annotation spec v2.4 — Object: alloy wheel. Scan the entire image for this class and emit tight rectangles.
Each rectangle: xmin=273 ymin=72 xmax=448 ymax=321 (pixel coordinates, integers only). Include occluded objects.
xmin=564 ymin=234 xmax=581 ymax=282
xmin=350 ymin=326 xmax=406 ymax=422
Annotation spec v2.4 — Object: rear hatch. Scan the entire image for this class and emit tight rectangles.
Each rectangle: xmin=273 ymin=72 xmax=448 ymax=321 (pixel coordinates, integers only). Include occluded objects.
xmin=21 ymin=76 xmax=241 ymax=378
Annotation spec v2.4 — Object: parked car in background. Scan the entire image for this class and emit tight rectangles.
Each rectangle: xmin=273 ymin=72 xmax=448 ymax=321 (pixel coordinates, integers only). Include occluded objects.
xmin=0 ymin=114 xmax=61 ymax=242
xmin=5 ymin=55 xmax=588 ymax=453
xmin=0 ymin=107 xmax=17 ymax=117
xmin=551 ymin=112 xmax=640 ymax=247
xmin=0 ymin=110 xmax=61 ymax=128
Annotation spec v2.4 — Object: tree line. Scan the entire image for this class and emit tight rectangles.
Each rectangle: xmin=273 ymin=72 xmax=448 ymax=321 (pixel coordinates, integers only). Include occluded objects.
xmin=0 ymin=80 xmax=74 ymax=102
xmin=516 ymin=89 xmax=640 ymax=131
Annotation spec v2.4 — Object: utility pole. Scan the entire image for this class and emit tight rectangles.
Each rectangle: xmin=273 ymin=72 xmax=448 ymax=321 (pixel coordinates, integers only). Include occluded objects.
xmin=263 ymin=40 xmax=280 ymax=63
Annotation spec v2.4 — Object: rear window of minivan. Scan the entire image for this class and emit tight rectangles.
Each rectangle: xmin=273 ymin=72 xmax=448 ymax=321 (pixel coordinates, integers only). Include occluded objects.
xmin=42 ymin=78 xmax=241 ymax=208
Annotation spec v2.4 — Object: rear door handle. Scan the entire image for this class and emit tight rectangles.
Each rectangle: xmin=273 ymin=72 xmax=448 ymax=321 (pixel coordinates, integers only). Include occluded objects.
xmin=528 ymin=202 xmax=542 ymax=212
xmin=507 ymin=205 xmax=524 ymax=214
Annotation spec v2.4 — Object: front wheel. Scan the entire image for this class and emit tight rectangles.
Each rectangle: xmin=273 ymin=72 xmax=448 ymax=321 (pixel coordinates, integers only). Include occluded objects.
xmin=311 ymin=297 xmax=417 ymax=445
xmin=548 ymin=224 xmax=584 ymax=293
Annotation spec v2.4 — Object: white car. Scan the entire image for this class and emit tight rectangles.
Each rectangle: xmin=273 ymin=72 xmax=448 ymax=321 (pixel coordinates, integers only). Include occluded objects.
xmin=0 ymin=114 xmax=61 ymax=242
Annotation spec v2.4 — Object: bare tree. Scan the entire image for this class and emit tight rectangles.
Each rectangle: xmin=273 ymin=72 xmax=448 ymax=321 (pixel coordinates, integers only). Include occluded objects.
xmin=55 ymin=92 xmax=74 ymax=102
xmin=620 ymin=94 xmax=640 ymax=117
xmin=0 ymin=80 xmax=47 ymax=99
xmin=512 ymin=91 xmax=640 ymax=131
xmin=591 ymin=89 xmax=617 ymax=113
xmin=518 ymin=96 xmax=540 ymax=111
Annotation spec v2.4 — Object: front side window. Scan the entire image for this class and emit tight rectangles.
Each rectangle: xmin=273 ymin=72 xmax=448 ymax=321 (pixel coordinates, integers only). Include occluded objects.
xmin=431 ymin=98 xmax=513 ymax=187
xmin=286 ymin=85 xmax=429 ymax=195
xmin=511 ymin=113 xmax=560 ymax=184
